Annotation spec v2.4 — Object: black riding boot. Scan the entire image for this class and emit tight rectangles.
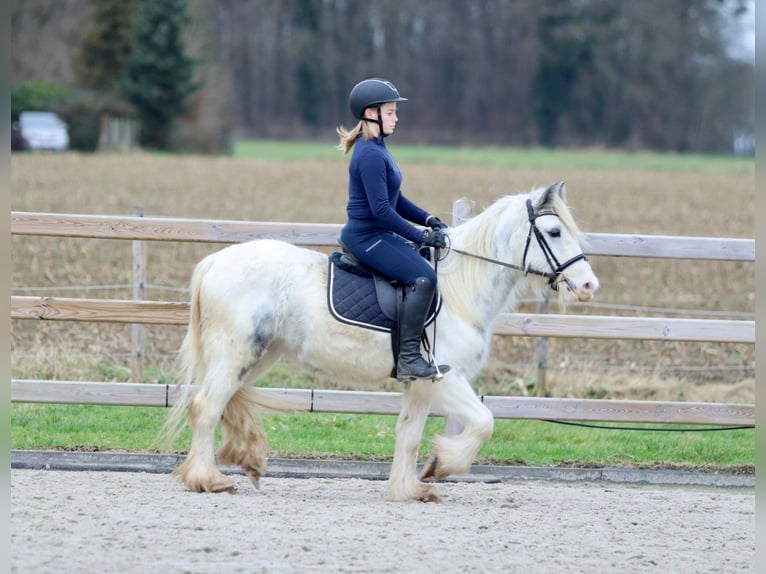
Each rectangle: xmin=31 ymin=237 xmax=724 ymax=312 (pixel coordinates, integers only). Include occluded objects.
xmin=396 ymin=277 xmax=451 ymax=382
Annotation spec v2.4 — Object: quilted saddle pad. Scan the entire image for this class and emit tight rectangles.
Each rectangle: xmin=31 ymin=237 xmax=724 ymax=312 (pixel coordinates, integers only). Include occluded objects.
xmin=326 ymin=252 xmax=441 ymax=333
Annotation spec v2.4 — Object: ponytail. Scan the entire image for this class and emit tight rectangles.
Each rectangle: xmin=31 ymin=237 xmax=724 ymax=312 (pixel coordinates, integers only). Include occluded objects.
xmin=336 ymin=120 xmax=377 ymax=154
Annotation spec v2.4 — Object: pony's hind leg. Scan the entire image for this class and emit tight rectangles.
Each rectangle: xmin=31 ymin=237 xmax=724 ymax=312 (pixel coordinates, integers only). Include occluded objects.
xmin=173 ymin=360 xmax=243 ymax=493
xmin=217 ymin=385 xmax=271 ymax=490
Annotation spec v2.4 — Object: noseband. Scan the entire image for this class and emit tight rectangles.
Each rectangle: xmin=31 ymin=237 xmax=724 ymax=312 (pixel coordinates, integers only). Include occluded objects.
xmin=450 ymin=199 xmax=587 ymax=292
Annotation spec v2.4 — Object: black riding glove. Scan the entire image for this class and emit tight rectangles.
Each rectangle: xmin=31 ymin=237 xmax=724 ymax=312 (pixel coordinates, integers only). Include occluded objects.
xmin=421 ymin=229 xmax=448 ymax=249
xmin=426 ymin=215 xmax=448 ymax=230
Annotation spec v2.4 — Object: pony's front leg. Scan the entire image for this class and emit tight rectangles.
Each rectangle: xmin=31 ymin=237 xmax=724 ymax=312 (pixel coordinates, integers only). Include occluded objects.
xmin=387 ymin=381 xmax=441 ymax=503
xmin=422 ymin=376 xmax=494 ymax=480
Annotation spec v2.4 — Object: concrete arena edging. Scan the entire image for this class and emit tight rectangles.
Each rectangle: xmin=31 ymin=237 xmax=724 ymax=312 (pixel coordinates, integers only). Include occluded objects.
xmin=10 ymin=450 xmax=754 ymax=489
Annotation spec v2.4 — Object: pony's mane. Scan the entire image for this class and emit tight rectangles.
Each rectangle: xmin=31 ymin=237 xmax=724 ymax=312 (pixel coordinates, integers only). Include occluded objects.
xmin=438 ymin=187 xmax=586 ymax=327
xmin=438 ymin=194 xmax=527 ymax=327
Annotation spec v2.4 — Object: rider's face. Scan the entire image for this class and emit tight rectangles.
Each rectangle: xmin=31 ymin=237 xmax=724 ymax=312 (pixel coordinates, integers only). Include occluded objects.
xmin=379 ymin=102 xmax=398 ymax=135
xmin=365 ymin=102 xmax=398 ymax=135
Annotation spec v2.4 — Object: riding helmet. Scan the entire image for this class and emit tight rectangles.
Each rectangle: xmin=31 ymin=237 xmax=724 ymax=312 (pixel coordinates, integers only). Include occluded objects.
xmin=349 ymin=78 xmax=408 ymax=119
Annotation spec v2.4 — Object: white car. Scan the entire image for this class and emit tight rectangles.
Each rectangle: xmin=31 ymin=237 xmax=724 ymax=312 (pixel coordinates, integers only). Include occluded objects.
xmin=15 ymin=111 xmax=70 ymax=151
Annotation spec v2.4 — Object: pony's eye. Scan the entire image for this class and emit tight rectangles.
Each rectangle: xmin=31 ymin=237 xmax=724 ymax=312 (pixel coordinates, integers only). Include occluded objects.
xmin=548 ymin=227 xmax=561 ymax=238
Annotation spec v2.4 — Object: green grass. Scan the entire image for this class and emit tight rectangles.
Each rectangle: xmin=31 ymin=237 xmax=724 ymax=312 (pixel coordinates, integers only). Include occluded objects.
xmin=233 ymin=139 xmax=754 ymax=174
xmin=11 ymin=403 xmax=754 ymax=472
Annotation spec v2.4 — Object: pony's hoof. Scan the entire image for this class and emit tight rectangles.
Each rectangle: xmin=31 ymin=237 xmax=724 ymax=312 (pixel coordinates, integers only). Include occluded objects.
xmin=246 ymin=469 xmax=262 ymax=490
xmin=205 ymin=473 xmax=236 ymax=493
xmin=420 ymin=492 xmax=444 ymax=504
xmin=213 ymin=483 xmax=238 ymax=495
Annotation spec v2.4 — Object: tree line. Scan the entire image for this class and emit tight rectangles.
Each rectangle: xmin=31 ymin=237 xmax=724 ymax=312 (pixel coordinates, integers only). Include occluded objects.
xmin=11 ymin=0 xmax=753 ymax=153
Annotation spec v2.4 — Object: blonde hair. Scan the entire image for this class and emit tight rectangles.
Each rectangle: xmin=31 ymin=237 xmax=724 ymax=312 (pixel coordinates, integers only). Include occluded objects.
xmin=336 ymin=120 xmax=378 ymax=154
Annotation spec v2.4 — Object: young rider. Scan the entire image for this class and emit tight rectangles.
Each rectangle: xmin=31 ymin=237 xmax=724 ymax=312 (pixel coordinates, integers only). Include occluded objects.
xmin=336 ymin=78 xmax=450 ymax=382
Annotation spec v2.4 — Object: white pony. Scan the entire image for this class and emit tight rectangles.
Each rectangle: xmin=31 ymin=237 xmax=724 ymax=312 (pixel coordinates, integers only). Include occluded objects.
xmin=163 ymin=181 xmax=599 ymax=502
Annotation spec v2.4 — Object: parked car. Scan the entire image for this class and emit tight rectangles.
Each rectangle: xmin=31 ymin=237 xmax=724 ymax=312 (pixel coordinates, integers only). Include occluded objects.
xmin=13 ymin=111 xmax=70 ymax=151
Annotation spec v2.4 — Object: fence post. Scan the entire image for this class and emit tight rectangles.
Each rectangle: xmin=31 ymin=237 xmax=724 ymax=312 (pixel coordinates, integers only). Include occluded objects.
xmin=131 ymin=206 xmax=146 ymax=382
xmin=444 ymin=199 xmax=476 ymax=436
xmin=451 ymin=198 xmax=475 ymax=227
xmin=534 ymin=291 xmax=550 ymax=396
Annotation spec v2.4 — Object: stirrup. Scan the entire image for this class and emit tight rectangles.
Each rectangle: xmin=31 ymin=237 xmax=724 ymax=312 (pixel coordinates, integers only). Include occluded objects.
xmin=431 ymin=363 xmax=450 ymax=381
xmin=396 ymin=361 xmax=450 ymax=383
xmin=428 ymin=347 xmax=450 ymax=381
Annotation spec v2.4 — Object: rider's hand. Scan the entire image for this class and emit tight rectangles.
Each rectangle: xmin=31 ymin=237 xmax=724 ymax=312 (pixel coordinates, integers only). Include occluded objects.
xmin=426 ymin=215 xmax=448 ymax=230
xmin=422 ymin=229 xmax=448 ymax=249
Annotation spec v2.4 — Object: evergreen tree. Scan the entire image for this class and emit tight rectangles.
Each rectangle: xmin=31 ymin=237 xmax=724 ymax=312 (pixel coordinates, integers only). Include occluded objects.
xmin=76 ymin=0 xmax=140 ymax=93
xmin=121 ymin=0 xmax=198 ymax=150
xmin=294 ymin=0 xmax=325 ymax=128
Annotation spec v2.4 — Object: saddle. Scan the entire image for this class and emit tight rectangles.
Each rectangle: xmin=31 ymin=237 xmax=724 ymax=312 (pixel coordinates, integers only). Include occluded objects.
xmin=326 ymin=249 xmax=441 ymax=334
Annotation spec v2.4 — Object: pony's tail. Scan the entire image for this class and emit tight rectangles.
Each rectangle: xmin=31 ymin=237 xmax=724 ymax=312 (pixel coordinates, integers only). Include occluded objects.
xmin=156 ymin=253 xmax=217 ymax=451
xmin=156 ymin=254 xmax=302 ymax=452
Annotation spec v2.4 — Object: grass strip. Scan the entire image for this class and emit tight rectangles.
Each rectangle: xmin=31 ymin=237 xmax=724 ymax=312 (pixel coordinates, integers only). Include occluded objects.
xmin=11 ymin=403 xmax=753 ymax=473
xmin=233 ymin=139 xmax=753 ymax=174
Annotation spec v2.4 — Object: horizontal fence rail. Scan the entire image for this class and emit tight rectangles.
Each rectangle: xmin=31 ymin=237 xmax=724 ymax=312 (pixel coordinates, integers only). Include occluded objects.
xmin=10 ymin=381 xmax=755 ymax=427
xmin=492 ymin=313 xmax=754 ymax=343
xmin=12 ymin=296 xmax=190 ymax=325
xmin=11 ymin=212 xmax=755 ymax=260
xmin=10 ymin=296 xmax=755 ymax=343
xmin=12 ymin=212 xmax=342 ymax=246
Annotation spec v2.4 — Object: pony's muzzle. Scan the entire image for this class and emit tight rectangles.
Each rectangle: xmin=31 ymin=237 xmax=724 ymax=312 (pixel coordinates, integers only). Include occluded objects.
xmin=557 ymin=274 xmax=599 ymax=302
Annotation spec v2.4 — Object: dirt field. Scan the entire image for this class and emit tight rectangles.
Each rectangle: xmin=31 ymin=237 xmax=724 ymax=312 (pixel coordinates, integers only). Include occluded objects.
xmin=10 ymin=153 xmax=755 ymax=401
xmin=10 ymin=468 xmax=754 ymax=573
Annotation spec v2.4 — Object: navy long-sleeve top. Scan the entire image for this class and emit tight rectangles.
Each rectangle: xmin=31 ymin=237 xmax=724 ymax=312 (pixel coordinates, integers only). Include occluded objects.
xmin=345 ymin=135 xmax=429 ymax=244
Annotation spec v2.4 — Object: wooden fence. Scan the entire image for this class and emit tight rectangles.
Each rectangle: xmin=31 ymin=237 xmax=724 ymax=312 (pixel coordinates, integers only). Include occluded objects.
xmin=10 ymin=211 xmax=755 ymax=427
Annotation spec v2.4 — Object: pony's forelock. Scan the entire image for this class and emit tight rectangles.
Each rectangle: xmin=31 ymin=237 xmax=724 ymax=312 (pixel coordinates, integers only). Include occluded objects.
xmin=541 ymin=187 xmax=587 ymax=246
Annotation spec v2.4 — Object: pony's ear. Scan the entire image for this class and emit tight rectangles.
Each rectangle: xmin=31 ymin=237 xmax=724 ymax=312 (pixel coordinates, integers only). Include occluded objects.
xmin=533 ymin=181 xmax=566 ymax=210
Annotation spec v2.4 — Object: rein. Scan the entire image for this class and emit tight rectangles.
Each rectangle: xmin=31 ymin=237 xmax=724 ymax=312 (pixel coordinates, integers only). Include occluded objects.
xmin=448 ymin=199 xmax=587 ymax=292
xmin=450 ymin=247 xmax=552 ymax=278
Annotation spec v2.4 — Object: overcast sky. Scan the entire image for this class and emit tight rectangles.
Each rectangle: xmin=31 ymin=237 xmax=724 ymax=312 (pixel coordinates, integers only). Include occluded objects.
xmin=727 ymin=0 xmax=755 ymax=61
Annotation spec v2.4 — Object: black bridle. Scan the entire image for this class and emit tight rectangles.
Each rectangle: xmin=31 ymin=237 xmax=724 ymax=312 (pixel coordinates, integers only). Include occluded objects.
xmin=449 ymin=199 xmax=588 ymax=292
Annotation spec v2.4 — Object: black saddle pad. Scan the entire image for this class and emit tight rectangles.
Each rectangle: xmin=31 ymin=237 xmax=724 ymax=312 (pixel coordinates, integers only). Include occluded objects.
xmin=327 ymin=252 xmax=440 ymax=333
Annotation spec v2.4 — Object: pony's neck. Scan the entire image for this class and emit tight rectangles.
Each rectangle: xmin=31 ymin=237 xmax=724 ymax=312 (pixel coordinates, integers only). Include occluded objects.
xmin=439 ymin=195 xmax=530 ymax=332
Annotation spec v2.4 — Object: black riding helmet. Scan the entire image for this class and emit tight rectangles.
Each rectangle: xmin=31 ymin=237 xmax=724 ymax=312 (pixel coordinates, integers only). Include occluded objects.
xmin=349 ymin=78 xmax=407 ymax=136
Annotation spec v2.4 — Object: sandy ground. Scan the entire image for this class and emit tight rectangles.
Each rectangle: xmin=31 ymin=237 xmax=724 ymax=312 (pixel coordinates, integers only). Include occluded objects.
xmin=11 ymin=469 xmax=754 ymax=574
